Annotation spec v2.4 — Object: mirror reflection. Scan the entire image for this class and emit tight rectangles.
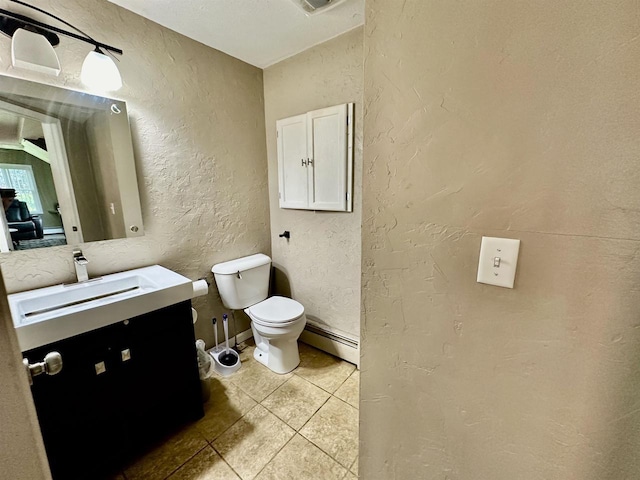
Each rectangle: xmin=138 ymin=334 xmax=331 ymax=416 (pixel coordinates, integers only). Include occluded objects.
xmin=0 ymin=75 xmax=144 ymax=252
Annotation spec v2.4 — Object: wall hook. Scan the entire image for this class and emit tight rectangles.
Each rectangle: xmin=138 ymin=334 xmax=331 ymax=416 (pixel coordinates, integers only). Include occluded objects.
xmin=279 ymin=231 xmax=290 ymax=239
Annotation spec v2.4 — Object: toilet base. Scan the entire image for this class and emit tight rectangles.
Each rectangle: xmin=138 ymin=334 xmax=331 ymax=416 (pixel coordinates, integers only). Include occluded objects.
xmin=251 ymin=322 xmax=304 ymax=374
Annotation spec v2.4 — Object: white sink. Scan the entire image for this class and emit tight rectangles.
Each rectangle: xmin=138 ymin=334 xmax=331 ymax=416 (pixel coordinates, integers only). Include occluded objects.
xmin=9 ymin=265 xmax=194 ymax=352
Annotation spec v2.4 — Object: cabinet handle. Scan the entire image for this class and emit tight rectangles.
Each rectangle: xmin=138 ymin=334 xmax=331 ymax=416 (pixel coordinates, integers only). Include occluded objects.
xmin=301 ymin=158 xmax=307 ymax=167
xmin=23 ymin=351 xmax=63 ymax=386
xmin=308 ymin=158 xmax=313 ymax=166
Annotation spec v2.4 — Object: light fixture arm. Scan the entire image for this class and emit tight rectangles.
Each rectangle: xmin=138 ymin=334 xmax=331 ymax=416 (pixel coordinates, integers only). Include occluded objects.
xmin=11 ymin=0 xmax=95 ymax=47
xmin=0 ymin=6 xmax=122 ymax=55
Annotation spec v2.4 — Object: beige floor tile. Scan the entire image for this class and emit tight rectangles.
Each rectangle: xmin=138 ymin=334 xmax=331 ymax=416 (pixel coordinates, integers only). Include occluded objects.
xmin=255 ymin=434 xmax=347 ymax=480
xmin=344 ymin=472 xmax=358 ymax=479
xmin=230 ymin=356 xmax=292 ymax=402
xmin=167 ymin=445 xmax=240 ymax=480
xmin=295 ymin=343 xmax=356 ymax=393
xmin=125 ymin=425 xmax=208 ymax=480
xmin=350 ymin=456 xmax=359 ymax=476
xmin=213 ymin=404 xmax=295 ymax=480
xmin=299 ymin=397 xmax=359 ymax=468
xmin=334 ymin=370 xmax=359 ymax=409
xmin=261 ymin=375 xmax=330 ymax=430
xmin=196 ymin=377 xmax=257 ymax=442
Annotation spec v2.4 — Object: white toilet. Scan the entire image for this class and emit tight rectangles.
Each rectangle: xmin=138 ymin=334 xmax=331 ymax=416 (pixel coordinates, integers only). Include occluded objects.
xmin=212 ymin=253 xmax=306 ymax=374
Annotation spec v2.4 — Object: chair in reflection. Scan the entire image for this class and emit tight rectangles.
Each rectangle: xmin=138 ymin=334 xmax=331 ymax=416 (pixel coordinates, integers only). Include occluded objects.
xmin=1 ymin=189 xmax=44 ymax=243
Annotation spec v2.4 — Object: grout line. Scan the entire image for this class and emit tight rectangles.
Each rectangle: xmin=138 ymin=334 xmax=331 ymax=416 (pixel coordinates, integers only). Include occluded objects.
xmin=252 ymin=432 xmax=298 ymax=479
xmin=290 ymin=370 xmax=336 ymax=396
xmin=292 ymin=368 xmax=353 ymax=396
xmin=298 ymin=426 xmax=354 ymax=471
xmin=295 ymin=388 xmax=359 ymax=469
xmin=296 ymin=394 xmax=332 ymax=433
xmin=348 ymin=455 xmax=359 ymax=476
xmin=329 ymin=366 xmax=357 ymax=395
xmin=210 ymin=443 xmax=244 ymax=480
xmin=331 ymin=393 xmax=358 ymax=411
xmin=207 ymin=402 xmax=262 ymax=445
xmin=161 ymin=443 xmax=209 ymax=480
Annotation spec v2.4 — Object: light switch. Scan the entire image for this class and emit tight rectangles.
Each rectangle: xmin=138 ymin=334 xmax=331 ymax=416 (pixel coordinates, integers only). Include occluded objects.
xmin=477 ymin=236 xmax=520 ymax=288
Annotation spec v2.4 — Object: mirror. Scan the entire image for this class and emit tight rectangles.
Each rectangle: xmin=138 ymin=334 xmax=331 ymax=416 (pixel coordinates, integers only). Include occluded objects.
xmin=0 ymin=75 xmax=144 ymax=252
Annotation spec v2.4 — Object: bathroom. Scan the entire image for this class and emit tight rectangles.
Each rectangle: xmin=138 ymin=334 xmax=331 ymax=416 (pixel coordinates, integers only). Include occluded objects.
xmin=2 ymin=0 xmax=640 ymax=479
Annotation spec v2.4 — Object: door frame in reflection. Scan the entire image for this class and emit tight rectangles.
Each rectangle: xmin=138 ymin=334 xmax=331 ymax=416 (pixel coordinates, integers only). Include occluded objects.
xmin=0 ymin=99 xmax=83 ymax=251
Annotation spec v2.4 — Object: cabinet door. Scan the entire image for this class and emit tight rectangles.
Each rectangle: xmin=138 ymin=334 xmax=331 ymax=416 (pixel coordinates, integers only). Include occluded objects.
xmin=307 ymin=104 xmax=348 ymax=211
xmin=277 ymin=114 xmax=309 ymax=209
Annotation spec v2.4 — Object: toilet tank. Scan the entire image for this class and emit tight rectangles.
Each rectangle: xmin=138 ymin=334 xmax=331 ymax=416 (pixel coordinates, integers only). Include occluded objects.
xmin=212 ymin=253 xmax=271 ymax=309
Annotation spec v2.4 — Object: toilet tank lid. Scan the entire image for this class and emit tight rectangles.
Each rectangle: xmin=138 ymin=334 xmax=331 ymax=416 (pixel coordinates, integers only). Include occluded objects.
xmin=212 ymin=253 xmax=271 ymax=275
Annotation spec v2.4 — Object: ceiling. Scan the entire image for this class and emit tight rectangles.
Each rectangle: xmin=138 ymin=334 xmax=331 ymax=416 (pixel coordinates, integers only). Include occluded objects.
xmin=107 ymin=0 xmax=364 ymax=69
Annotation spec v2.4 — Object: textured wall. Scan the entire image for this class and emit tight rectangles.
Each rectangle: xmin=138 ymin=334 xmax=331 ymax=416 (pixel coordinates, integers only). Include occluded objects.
xmin=361 ymin=1 xmax=640 ymax=479
xmin=0 ymin=0 xmax=270 ymax=342
xmin=0 ymin=271 xmax=51 ymax=479
xmin=263 ymin=27 xmax=363 ymax=338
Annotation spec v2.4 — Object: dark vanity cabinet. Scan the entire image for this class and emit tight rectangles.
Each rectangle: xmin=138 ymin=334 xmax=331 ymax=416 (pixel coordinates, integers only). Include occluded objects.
xmin=25 ymin=300 xmax=203 ymax=480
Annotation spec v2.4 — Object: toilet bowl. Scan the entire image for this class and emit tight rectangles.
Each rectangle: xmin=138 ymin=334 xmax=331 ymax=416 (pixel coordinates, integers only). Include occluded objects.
xmin=245 ymin=296 xmax=306 ymax=374
xmin=212 ymin=253 xmax=307 ymax=375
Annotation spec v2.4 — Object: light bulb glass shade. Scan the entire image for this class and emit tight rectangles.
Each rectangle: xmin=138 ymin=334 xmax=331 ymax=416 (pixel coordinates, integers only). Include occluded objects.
xmin=11 ymin=28 xmax=61 ymax=76
xmin=81 ymin=50 xmax=122 ymax=91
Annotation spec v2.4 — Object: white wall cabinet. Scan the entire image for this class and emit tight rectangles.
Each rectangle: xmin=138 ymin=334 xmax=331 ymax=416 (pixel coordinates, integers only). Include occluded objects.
xmin=277 ymin=103 xmax=353 ymax=212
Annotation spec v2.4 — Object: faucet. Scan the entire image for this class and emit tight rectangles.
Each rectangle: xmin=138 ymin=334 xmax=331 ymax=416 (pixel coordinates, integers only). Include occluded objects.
xmin=73 ymin=249 xmax=89 ymax=283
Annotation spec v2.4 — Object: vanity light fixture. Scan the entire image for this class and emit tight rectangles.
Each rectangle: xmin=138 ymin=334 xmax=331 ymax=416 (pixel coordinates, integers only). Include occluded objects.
xmin=81 ymin=48 xmax=122 ymax=91
xmin=11 ymin=27 xmax=60 ymax=76
xmin=0 ymin=0 xmax=123 ymax=91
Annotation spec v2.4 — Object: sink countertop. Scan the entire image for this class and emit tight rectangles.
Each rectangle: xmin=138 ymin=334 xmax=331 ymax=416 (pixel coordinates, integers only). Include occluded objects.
xmin=9 ymin=265 xmax=194 ymax=352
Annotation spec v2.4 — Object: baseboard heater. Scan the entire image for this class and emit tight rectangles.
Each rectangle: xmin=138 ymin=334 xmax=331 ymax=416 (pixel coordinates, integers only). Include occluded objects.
xmin=300 ymin=321 xmax=360 ymax=367
xmin=303 ymin=323 xmax=358 ymax=348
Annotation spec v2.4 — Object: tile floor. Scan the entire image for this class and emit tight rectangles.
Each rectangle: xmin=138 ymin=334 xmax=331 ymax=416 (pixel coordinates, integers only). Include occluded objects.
xmin=114 ymin=341 xmax=359 ymax=480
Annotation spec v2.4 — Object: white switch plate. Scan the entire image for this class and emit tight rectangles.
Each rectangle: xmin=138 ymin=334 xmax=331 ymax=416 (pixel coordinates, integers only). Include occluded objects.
xmin=477 ymin=236 xmax=520 ymax=288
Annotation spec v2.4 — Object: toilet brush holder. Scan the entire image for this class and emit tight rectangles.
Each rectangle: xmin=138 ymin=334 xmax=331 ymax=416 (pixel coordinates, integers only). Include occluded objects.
xmin=209 ymin=346 xmax=241 ymax=376
xmin=209 ymin=314 xmax=241 ymax=376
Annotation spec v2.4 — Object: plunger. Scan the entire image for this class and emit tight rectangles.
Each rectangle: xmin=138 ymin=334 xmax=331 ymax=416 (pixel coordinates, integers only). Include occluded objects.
xmin=219 ymin=313 xmax=239 ymax=366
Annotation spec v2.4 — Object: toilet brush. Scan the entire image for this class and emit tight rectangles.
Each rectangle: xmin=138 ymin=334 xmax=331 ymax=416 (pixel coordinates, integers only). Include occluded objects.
xmin=212 ymin=317 xmax=219 ymax=352
xmin=219 ymin=313 xmax=239 ymax=366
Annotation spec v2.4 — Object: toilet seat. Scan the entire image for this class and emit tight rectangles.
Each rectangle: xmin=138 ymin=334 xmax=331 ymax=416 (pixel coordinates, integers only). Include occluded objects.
xmin=247 ymin=296 xmax=304 ymax=327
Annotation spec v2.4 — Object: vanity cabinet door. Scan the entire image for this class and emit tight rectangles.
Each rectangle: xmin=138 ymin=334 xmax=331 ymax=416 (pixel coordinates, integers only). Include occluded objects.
xmin=116 ymin=301 xmax=203 ymax=451
xmin=27 ymin=322 xmax=128 ymax=479
xmin=26 ymin=300 xmax=203 ymax=480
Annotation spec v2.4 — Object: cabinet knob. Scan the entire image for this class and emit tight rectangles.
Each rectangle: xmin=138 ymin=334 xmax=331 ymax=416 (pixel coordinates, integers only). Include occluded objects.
xmin=301 ymin=158 xmax=307 ymax=167
xmin=23 ymin=351 xmax=63 ymax=385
